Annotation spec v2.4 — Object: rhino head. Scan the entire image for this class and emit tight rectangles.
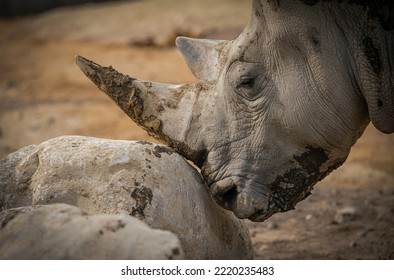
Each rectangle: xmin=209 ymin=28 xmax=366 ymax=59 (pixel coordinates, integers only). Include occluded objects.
xmin=76 ymin=0 xmax=393 ymax=221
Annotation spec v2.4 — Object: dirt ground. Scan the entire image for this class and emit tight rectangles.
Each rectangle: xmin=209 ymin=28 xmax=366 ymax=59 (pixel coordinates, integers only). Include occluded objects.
xmin=1 ymin=0 xmax=393 ymax=259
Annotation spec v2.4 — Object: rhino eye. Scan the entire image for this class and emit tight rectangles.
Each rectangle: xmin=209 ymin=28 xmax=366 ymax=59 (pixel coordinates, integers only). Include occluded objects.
xmin=237 ymin=76 xmax=255 ymax=89
xmin=228 ymin=61 xmax=264 ymax=101
xmin=235 ymin=74 xmax=262 ymax=101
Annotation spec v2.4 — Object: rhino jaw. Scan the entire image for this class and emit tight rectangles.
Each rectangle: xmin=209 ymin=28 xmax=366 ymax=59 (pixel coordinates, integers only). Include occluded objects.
xmin=75 ymin=55 xmax=207 ymax=166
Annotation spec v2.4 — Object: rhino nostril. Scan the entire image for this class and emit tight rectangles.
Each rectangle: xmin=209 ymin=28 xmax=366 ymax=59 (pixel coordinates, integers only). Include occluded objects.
xmin=214 ymin=185 xmax=238 ymax=210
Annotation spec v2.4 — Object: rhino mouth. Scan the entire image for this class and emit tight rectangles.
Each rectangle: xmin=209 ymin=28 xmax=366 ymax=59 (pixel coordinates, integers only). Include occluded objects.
xmin=210 ymin=177 xmax=272 ymax=221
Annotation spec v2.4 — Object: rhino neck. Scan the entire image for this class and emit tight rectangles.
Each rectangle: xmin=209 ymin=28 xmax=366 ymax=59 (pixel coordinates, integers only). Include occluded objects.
xmin=325 ymin=2 xmax=394 ymax=133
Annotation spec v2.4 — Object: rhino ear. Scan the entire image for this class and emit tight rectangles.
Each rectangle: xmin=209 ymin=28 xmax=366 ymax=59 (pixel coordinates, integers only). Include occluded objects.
xmin=176 ymin=36 xmax=230 ymax=83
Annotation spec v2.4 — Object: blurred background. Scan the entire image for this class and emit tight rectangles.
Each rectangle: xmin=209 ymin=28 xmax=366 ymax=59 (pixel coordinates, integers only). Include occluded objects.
xmin=0 ymin=0 xmax=393 ymax=259
xmin=0 ymin=0 xmax=124 ymax=17
xmin=0 ymin=0 xmax=250 ymax=158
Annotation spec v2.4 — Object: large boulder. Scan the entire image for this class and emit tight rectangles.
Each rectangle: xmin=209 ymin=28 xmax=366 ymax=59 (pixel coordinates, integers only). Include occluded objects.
xmin=0 ymin=203 xmax=183 ymax=260
xmin=0 ymin=136 xmax=253 ymax=259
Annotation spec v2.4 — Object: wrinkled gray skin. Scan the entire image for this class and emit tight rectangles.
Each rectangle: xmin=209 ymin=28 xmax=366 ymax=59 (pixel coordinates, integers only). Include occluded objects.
xmin=76 ymin=0 xmax=394 ymax=222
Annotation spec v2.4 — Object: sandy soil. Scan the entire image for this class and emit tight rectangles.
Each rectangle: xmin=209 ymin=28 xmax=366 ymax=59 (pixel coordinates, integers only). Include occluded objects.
xmin=1 ymin=0 xmax=393 ymax=259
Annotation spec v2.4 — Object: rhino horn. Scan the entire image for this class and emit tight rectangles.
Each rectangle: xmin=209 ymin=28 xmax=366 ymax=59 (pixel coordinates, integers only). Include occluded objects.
xmin=76 ymin=55 xmax=207 ymax=166
xmin=176 ymin=37 xmax=230 ymax=82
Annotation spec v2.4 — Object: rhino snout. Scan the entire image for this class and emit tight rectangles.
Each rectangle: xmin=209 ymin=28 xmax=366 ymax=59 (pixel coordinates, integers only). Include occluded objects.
xmin=210 ymin=178 xmax=270 ymax=220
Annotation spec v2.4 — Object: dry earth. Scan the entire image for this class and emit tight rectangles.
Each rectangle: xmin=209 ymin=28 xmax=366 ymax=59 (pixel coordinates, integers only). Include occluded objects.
xmin=0 ymin=0 xmax=393 ymax=259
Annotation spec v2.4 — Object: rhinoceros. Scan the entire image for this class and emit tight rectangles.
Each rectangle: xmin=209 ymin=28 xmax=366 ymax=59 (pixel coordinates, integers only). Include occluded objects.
xmin=76 ymin=0 xmax=393 ymax=222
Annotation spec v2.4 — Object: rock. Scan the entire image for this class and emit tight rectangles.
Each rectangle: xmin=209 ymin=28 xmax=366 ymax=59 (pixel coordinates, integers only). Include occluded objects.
xmin=0 ymin=144 xmax=37 ymax=209
xmin=333 ymin=206 xmax=358 ymax=224
xmin=0 ymin=203 xmax=183 ymax=260
xmin=0 ymin=136 xmax=253 ymax=259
